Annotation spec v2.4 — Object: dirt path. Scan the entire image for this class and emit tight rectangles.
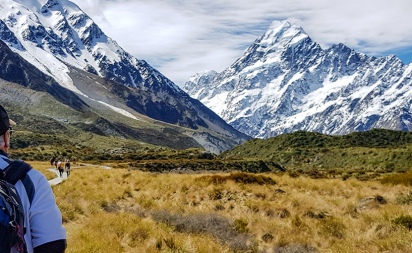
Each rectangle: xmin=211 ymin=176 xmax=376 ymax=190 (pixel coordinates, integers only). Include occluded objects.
xmin=47 ymin=168 xmax=68 ymax=186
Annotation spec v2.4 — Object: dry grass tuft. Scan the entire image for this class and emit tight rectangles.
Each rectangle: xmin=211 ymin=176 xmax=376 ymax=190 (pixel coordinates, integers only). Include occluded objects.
xmin=151 ymin=210 xmax=252 ymax=251
xmin=380 ymin=171 xmax=412 ymax=186
xmin=197 ymin=172 xmax=277 ymax=185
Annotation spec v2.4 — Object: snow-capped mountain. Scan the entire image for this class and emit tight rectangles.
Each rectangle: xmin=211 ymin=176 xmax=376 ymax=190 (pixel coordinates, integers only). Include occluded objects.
xmin=0 ymin=0 xmax=250 ymax=152
xmin=184 ymin=20 xmax=412 ymax=138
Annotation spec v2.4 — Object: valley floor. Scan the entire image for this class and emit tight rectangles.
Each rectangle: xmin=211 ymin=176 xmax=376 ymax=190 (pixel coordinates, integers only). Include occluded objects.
xmin=32 ymin=161 xmax=412 ymax=253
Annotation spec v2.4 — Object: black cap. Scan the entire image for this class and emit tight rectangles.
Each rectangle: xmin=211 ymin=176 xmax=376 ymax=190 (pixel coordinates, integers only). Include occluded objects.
xmin=0 ymin=105 xmax=15 ymax=136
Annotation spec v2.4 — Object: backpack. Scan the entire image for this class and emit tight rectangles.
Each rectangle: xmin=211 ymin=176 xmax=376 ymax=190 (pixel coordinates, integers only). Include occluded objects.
xmin=0 ymin=160 xmax=34 ymax=253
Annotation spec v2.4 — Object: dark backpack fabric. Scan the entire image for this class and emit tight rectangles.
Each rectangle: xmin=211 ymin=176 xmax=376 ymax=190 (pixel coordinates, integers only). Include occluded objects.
xmin=0 ymin=160 xmax=33 ymax=253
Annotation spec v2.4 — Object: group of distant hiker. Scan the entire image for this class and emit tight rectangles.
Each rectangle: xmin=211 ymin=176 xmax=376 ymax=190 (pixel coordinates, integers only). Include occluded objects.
xmin=50 ymin=157 xmax=71 ymax=178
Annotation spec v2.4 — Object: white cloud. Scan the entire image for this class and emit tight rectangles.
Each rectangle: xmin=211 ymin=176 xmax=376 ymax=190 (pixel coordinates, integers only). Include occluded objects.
xmin=71 ymin=0 xmax=412 ymax=86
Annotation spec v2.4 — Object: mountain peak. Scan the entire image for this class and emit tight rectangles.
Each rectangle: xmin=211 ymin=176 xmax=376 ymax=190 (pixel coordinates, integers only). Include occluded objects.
xmin=258 ymin=20 xmax=308 ymax=49
xmin=268 ymin=20 xmax=302 ymax=33
xmin=184 ymin=19 xmax=412 ymax=139
xmin=329 ymin=43 xmax=351 ymax=51
xmin=41 ymin=0 xmax=62 ymax=12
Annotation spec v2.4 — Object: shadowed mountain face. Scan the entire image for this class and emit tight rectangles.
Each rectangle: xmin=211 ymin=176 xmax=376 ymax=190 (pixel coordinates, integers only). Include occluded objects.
xmin=0 ymin=43 xmax=247 ymax=152
xmin=184 ymin=21 xmax=412 ymax=138
xmin=0 ymin=40 xmax=88 ymax=111
xmin=0 ymin=0 xmax=250 ymax=153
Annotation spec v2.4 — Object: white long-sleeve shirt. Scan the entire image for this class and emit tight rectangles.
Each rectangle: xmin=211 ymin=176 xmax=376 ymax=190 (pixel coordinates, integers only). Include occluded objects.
xmin=0 ymin=153 xmax=66 ymax=253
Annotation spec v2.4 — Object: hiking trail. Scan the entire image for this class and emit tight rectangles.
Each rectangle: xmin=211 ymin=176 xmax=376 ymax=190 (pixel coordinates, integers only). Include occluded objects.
xmin=48 ymin=163 xmax=112 ymax=185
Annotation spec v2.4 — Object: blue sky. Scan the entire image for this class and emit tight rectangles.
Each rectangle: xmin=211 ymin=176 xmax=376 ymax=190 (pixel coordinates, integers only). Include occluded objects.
xmin=71 ymin=0 xmax=412 ymax=86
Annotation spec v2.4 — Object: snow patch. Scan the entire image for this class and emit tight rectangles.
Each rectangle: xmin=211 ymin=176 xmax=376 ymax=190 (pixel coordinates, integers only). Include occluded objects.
xmin=97 ymin=101 xmax=140 ymax=121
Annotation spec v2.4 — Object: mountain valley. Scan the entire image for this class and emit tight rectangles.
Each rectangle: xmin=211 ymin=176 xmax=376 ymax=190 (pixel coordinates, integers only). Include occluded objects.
xmin=0 ymin=0 xmax=249 ymax=153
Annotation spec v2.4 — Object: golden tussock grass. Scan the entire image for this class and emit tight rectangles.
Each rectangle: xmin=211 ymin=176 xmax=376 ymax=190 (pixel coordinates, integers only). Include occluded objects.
xmin=31 ymin=162 xmax=412 ymax=252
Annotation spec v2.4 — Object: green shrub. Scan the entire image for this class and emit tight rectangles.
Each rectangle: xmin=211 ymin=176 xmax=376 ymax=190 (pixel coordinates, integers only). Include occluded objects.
xmin=392 ymin=215 xmax=412 ymax=230
xmin=396 ymin=192 xmax=412 ymax=205
xmin=233 ymin=218 xmax=249 ymax=233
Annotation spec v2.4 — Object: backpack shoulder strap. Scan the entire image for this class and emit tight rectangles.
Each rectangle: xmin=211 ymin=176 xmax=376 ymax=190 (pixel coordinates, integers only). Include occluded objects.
xmin=1 ymin=160 xmax=35 ymax=205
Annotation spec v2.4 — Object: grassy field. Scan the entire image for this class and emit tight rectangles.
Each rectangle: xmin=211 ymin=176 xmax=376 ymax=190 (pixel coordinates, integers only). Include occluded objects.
xmin=29 ymin=161 xmax=412 ymax=253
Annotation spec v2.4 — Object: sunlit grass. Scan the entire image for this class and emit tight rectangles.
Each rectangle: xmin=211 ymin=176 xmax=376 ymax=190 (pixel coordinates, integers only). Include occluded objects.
xmin=26 ymin=161 xmax=412 ymax=252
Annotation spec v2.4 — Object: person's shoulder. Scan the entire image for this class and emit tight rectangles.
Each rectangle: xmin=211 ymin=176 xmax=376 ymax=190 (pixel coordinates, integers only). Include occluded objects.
xmin=26 ymin=166 xmax=48 ymax=183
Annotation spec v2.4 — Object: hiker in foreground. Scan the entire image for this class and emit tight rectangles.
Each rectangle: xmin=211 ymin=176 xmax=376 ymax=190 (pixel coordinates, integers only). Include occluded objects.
xmin=0 ymin=105 xmax=67 ymax=253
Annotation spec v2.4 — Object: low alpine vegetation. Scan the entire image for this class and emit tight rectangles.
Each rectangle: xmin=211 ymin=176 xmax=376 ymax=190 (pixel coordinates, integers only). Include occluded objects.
xmin=29 ymin=162 xmax=412 ymax=253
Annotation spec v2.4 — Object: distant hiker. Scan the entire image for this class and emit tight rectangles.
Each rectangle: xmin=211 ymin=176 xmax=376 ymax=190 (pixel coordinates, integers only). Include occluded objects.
xmin=0 ymin=105 xmax=67 ymax=252
xmin=65 ymin=160 xmax=71 ymax=177
xmin=50 ymin=156 xmax=56 ymax=167
xmin=57 ymin=160 xmax=64 ymax=177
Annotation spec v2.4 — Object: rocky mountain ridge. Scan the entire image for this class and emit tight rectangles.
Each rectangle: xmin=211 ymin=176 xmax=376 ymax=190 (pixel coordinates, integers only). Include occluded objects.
xmin=184 ymin=20 xmax=412 ymax=138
